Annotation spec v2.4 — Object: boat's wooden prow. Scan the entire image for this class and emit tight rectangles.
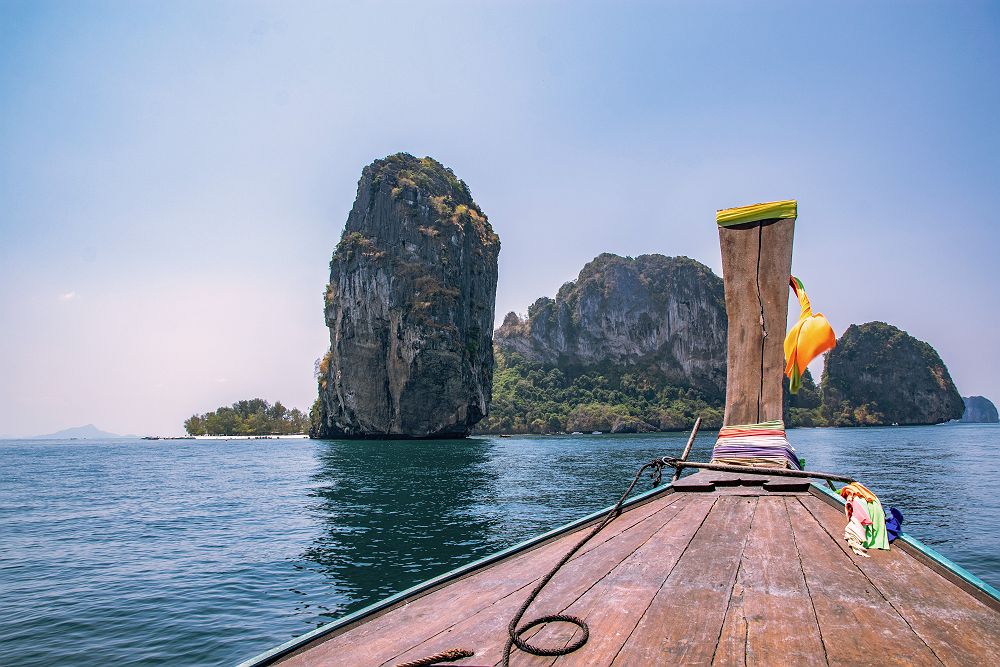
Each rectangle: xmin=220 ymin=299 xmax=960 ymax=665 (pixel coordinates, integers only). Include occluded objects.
xmin=241 ymin=479 xmax=1000 ymax=667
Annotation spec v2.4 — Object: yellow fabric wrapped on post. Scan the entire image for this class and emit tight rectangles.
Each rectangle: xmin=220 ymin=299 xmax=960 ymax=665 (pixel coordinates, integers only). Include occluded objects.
xmin=784 ymin=276 xmax=836 ymax=394
xmin=716 ymin=199 xmax=797 ymax=227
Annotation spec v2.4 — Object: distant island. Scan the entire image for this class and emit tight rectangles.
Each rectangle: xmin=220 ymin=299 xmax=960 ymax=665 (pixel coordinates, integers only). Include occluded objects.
xmin=184 ymin=399 xmax=308 ymax=436
xmin=29 ymin=424 xmax=135 ymax=439
xmin=960 ymin=396 xmax=999 ymax=423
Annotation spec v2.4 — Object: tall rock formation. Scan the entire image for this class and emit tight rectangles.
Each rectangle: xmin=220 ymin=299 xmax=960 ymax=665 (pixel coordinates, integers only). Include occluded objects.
xmin=312 ymin=154 xmax=500 ymax=438
xmin=495 ymin=253 xmax=728 ymax=398
xmin=960 ymin=396 xmax=999 ymax=423
xmin=820 ymin=321 xmax=963 ymax=426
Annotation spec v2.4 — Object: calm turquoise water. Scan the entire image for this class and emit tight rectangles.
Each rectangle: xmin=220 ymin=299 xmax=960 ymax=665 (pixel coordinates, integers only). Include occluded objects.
xmin=1 ymin=425 xmax=998 ymax=666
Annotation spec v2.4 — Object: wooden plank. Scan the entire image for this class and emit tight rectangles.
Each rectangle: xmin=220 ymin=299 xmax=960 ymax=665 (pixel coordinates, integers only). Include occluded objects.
xmin=712 ymin=496 xmax=825 ymax=666
xmin=718 ymin=222 xmax=764 ymax=426
xmin=611 ymin=496 xmax=757 ymax=665
xmin=279 ymin=493 xmax=684 ymax=667
xmin=381 ymin=495 xmax=702 ymax=667
xmin=785 ymin=498 xmax=943 ymax=666
xmin=713 ymin=579 xmax=748 ymax=667
xmin=799 ymin=494 xmax=1000 ymax=666
xmin=498 ymin=495 xmax=718 ymax=667
xmin=760 ymin=479 xmax=811 ymax=492
xmin=757 ymin=219 xmax=795 ymax=422
xmin=687 ymin=487 xmax=804 ymax=497
xmin=672 ymin=470 xmax=810 ymax=493
xmin=718 ymin=218 xmax=794 ymax=425
xmin=670 ymin=470 xmax=721 ymax=492
xmin=809 ymin=484 xmax=1000 ymax=610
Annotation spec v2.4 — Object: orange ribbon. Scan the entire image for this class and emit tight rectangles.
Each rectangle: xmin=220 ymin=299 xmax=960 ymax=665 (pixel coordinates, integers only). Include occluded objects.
xmin=784 ymin=276 xmax=836 ymax=393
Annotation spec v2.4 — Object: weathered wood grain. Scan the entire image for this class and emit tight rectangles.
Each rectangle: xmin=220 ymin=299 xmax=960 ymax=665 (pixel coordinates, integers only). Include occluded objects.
xmin=756 ymin=219 xmax=795 ymax=422
xmin=786 ymin=498 xmax=943 ymax=666
xmin=278 ymin=492 xmax=682 ymax=667
xmin=799 ymin=494 xmax=1000 ymax=666
xmin=712 ymin=496 xmax=825 ymax=666
xmin=719 ymin=222 xmax=763 ymax=426
xmin=672 ymin=470 xmax=810 ymax=493
xmin=502 ymin=495 xmax=717 ymax=667
xmin=718 ymin=218 xmax=794 ymax=425
xmin=276 ymin=485 xmax=1000 ymax=667
xmin=381 ymin=494 xmax=697 ymax=667
xmin=612 ymin=496 xmax=756 ymax=665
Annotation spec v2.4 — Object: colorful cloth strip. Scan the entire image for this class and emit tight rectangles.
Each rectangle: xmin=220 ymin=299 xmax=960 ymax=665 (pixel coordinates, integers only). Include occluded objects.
xmin=711 ymin=419 xmax=802 ymax=470
xmin=839 ymin=482 xmax=890 ymax=551
xmin=784 ymin=275 xmax=836 ymax=394
xmin=716 ymin=199 xmax=797 ymax=227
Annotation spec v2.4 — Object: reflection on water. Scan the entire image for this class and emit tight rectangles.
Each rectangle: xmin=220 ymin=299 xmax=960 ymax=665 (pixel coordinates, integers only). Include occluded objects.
xmin=302 ymin=438 xmax=500 ymax=610
xmin=293 ymin=430 xmax=706 ymax=626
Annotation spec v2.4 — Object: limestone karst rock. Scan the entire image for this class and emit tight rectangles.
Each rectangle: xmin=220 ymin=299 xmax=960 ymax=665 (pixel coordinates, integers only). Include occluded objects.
xmin=311 ymin=154 xmax=500 ymax=438
xmin=960 ymin=396 xmax=999 ymax=423
xmin=495 ymin=253 xmax=728 ymax=399
xmin=820 ymin=321 xmax=963 ymax=426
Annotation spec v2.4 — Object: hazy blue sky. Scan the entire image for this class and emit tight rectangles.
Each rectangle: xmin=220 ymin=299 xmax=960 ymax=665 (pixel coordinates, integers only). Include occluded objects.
xmin=2 ymin=1 xmax=998 ymax=436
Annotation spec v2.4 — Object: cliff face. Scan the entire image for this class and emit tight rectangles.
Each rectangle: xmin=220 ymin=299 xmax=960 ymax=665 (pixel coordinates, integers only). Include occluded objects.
xmin=820 ymin=321 xmax=963 ymax=426
xmin=312 ymin=154 xmax=500 ymax=438
xmin=960 ymin=396 xmax=999 ymax=423
xmin=495 ymin=253 xmax=728 ymax=398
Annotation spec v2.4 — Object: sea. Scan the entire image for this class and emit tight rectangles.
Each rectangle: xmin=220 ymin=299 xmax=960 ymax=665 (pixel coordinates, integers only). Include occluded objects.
xmin=2 ymin=424 xmax=998 ymax=666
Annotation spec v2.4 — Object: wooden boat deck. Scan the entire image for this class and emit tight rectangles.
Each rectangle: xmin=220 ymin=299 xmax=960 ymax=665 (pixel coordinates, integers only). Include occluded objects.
xmin=263 ymin=473 xmax=1000 ymax=666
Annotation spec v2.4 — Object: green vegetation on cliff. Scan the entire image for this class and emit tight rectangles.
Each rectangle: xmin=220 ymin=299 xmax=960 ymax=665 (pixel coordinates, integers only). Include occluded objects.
xmin=820 ymin=321 xmax=963 ymax=426
xmin=477 ymin=347 xmax=826 ymax=433
xmin=482 ymin=296 xmax=960 ymax=430
xmin=475 ymin=348 xmax=724 ymax=434
xmin=184 ymin=398 xmax=308 ymax=436
xmin=786 ymin=369 xmax=825 ymax=426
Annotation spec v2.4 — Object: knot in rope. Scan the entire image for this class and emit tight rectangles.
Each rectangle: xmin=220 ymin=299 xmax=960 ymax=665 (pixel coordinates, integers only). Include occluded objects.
xmin=392 ymin=647 xmax=474 ymax=667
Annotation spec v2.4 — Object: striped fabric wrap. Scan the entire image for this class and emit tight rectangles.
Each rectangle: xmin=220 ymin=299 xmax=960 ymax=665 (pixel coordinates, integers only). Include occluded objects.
xmin=710 ymin=419 xmax=802 ymax=470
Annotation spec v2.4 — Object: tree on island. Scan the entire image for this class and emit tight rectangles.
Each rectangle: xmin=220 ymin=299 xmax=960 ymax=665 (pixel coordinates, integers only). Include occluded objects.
xmin=184 ymin=398 xmax=308 ymax=436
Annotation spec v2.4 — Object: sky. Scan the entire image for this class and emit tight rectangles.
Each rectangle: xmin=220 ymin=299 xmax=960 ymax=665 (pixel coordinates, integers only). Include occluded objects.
xmin=1 ymin=0 xmax=998 ymax=436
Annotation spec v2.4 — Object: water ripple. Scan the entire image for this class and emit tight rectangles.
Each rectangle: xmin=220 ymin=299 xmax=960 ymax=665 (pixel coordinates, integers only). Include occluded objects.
xmin=1 ymin=425 xmax=998 ymax=665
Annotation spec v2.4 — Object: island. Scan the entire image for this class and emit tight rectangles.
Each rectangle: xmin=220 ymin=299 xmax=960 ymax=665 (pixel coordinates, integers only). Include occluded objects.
xmin=184 ymin=399 xmax=308 ymax=436
xmin=475 ymin=254 xmax=966 ymax=433
xmin=311 ymin=153 xmax=500 ymax=439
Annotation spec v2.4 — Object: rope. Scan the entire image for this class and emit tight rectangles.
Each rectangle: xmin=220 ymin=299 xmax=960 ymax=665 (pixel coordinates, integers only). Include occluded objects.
xmin=393 ymin=457 xmax=671 ymax=667
xmin=392 ymin=648 xmax=474 ymax=667
xmin=500 ymin=458 xmax=667 ymax=666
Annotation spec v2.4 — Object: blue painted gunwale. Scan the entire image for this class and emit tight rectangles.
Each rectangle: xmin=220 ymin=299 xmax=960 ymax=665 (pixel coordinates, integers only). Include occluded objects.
xmin=236 ymin=480 xmax=676 ymax=667
xmin=810 ymin=482 xmax=1000 ymax=606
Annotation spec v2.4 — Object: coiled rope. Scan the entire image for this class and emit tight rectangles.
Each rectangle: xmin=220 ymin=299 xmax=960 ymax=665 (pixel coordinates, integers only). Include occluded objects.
xmin=499 ymin=457 xmax=667 ymax=666
xmin=393 ymin=457 xmax=671 ymax=667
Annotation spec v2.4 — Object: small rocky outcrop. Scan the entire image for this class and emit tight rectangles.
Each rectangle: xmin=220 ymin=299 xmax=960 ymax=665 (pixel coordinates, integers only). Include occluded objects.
xmin=610 ymin=417 xmax=657 ymax=434
xmin=312 ymin=154 xmax=500 ymax=438
xmin=495 ymin=253 xmax=728 ymax=399
xmin=960 ymin=396 xmax=999 ymax=423
xmin=820 ymin=321 xmax=963 ymax=426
